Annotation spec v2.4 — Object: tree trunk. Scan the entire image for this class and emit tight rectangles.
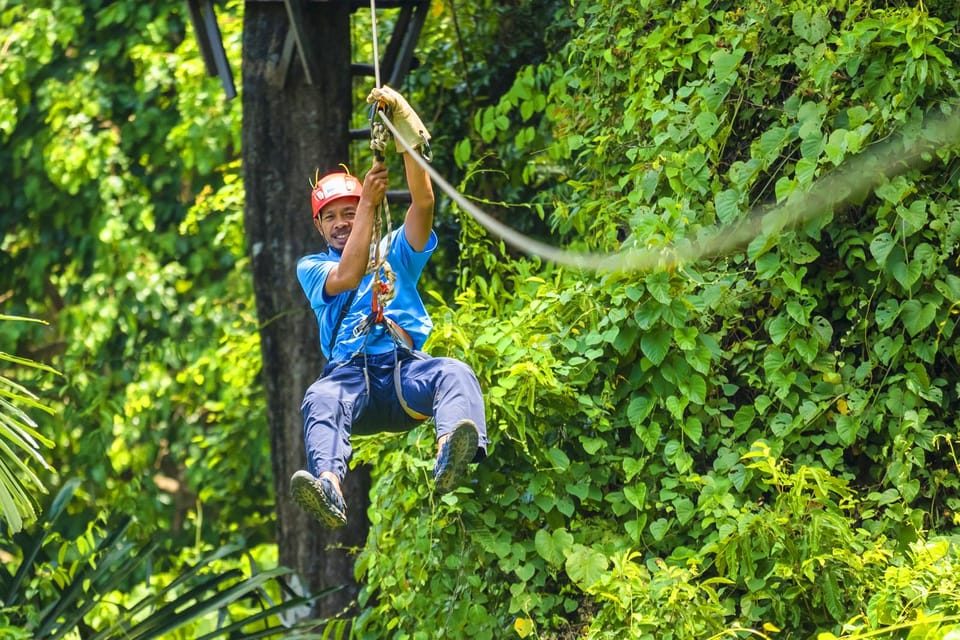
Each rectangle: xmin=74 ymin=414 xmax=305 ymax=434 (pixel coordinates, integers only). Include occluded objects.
xmin=241 ymin=2 xmax=371 ymax=619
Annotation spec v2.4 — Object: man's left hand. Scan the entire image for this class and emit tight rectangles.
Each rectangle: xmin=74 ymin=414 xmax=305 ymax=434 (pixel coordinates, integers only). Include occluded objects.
xmin=367 ymin=85 xmax=431 ymax=154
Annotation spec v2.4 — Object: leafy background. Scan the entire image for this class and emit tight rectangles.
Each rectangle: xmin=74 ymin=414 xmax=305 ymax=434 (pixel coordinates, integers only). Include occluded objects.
xmin=3 ymin=0 xmax=960 ymax=638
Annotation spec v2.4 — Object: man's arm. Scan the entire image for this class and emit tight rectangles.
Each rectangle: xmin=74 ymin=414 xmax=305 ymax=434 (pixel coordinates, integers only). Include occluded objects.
xmin=323 ymin=161 xmax=388 ymax=297
xmin=402 ymin=150 xmax=435 ymax=252
xmin=365 ymin=85 xmax=435 ymax=252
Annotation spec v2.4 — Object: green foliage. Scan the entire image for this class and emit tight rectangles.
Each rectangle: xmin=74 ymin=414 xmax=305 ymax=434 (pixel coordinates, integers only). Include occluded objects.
xmin=711 ymin=442 xmax=890 ymax=629
xmin=855 ymin=537 xmax=960 ymax=637
xmin=0 ymin=0 xmax=266 ymax=549
xmin=353 ymin=0 xmax=960 ymax=638
xmin=5 ymin=0 xmax=960 ymax=638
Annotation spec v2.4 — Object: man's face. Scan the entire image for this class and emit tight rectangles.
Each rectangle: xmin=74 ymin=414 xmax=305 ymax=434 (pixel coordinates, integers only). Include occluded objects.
xmin=315 ymin=198 xmax=358 ymax=251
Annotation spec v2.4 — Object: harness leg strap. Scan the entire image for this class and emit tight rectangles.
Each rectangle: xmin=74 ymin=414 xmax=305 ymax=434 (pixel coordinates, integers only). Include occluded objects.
xmin=394 ymin=351 xmax=430 ymax=421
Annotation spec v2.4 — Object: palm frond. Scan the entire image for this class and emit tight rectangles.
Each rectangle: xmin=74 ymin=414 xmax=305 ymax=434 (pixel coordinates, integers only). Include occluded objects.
xmin=0 ymin=315 xmax=59 ymax=535
xmin=5 ymin=480 xmax=334 ymax=639
xmin=0 ymin=478 xmax=80 ymax=606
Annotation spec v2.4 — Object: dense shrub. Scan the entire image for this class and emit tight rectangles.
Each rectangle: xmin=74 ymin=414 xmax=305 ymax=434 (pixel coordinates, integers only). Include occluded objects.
xmin=355 ymin=1 xmax=960 ymax=638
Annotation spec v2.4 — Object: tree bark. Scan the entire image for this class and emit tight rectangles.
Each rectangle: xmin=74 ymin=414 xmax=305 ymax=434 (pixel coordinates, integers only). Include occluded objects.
xmin=241 ymin=2 xmax=371 ymax=619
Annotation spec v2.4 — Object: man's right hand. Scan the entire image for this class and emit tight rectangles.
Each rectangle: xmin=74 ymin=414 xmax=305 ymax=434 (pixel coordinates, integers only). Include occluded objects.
xmin=323 ymin=160 xmax=388 ymax=297
xmin=362 ymin=160 xmax=389 ymax=205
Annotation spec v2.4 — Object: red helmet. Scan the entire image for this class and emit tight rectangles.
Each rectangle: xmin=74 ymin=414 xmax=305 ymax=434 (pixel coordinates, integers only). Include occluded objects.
xmin=311 ymin=172 xmax=361 ymax=219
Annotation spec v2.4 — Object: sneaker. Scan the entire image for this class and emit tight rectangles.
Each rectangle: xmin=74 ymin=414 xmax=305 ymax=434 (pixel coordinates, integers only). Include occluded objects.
xmin=434 ymin=420 xmax=479 ymax=495
xmin=290 ymin=470 xmax=347 ymax=528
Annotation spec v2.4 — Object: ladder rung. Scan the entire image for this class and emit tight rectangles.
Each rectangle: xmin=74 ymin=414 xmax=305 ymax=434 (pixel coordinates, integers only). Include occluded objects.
xmin=351 ymin=63 xmax=375 ymax=77
xmin=349 ymin=127 xmax=370 ymax=140
xmin=386 ymin=190 xmax=411 ymax=203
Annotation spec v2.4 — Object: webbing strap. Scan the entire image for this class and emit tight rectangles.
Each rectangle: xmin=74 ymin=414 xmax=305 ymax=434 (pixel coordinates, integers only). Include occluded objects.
xmin=327 ymin=289 xmax=358 ymax=359
xmin=382 ymin=318 xmax=429 ymax=420
xmin=394 ymin=351 xmax=429 ymax=421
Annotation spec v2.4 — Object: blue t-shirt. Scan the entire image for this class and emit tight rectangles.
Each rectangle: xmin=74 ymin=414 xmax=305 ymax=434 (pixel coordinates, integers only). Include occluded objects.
xmin=297 ymin=226 xmax=438 ymax=363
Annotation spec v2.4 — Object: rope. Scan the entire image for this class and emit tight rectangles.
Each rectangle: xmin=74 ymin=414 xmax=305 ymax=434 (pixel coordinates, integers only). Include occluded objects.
xmin=366 ymin=0 xmax=394 ymax=321
xmin=369 ymin=0 xmax=381 ymax=89
xmin=375 ymin=106 xmax=960 ymax=275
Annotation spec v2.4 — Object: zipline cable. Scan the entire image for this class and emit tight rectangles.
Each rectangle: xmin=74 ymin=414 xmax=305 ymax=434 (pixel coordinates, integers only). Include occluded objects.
xmin=377 ymin=106 xmax=960 ymax=274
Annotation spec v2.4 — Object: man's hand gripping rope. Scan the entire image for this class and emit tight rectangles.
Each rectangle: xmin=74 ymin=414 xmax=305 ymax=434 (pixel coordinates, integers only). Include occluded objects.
xmin=367 ymin=85 xmax=432 ymax=161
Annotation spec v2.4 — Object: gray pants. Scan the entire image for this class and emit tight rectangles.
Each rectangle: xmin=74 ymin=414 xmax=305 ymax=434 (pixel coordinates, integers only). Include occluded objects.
xmin=301 ymin=350 xmax=488 ymax=481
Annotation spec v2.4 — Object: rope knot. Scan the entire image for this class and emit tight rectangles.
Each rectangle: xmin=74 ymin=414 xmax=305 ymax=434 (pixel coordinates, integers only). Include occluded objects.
xmin=369 ymin=102 xmax=390 ymax=155
xmin=370 ymin=118 xmax=390 ymax=155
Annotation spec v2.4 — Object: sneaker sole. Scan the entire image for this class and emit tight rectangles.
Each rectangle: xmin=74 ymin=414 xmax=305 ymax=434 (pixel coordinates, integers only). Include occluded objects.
xmin=435 ymin=421 xmax=479 ymax=495
xmin=290 ymin=471 xmax=347 ymax=529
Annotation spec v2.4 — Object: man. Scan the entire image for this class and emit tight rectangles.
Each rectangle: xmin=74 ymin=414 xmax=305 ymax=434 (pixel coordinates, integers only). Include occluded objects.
xmin=290 ymin=86 xmax=488 ymax=528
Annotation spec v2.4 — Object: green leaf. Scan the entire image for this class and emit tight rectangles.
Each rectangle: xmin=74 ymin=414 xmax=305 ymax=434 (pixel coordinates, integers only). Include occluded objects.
xmin=936 ymin=274 xmax=960 ymax=300
xmin=547 ymin=447 xmax=571 ymax=471
xmin=900 ymin=479 xmax=920 ymax=502
xmin=835 ymin=415 xmax=858 ymax=446
xmin=787 ymin=299 xmax=811 ymax=326
xmin=565 ymin=545 xmax=608 ymax=588
xmin=635 ymin=300 xmax=663 ymax=329
xmin=612 ymin=323 xmax=639 ymax=355
xmin=666 ymin=394 xmax=688 ymax=420
xmin=769 ymin=412 xmax=794 ymax=437
xmin=638 ymin=421 xmax=662 ymax=454
xmin=875 ymin=175 xmax=912 ymax=205
xmin=627 ymin=395 xmax=655 ymax=426
xmin=674 ymin=326 xmax=698 ymax=350
xmin=756 ymin=126 xmax=788 ymax=163
xmin=681 ymin=375 xmax=707 ymax=405
xmin=682 ymin=416 xmax=703 ymax=444
xmin=800 ymin=134 xmax=824 ymax=160
xmin=712 ymin=48 xmax=746 ymax=82
xmin=695 ymin=111 xmax=720 ymax=142
xmin=715 ymin=188 xmax=740 ymax=224
xmin=622 ymin=456 xmax=645 ymax=481
xmin=873 ymin=335 xmax=904 ymax=365
xmin=649 ymin=517 xmax=671 ymax=541
xmin=891 ymin=255 xmax=923 ymax=290
xmin=732 ymin=405 xmax=756 ymax=438
xmin=869 ymin=232 xmax=895 ymax=265
xmin=796 ymin=157 xmax=818 ymax=185
xmin=811 ymin=316 xmax=833 ymax=345
xmin=793 ymin=8 xmax=831 ymax=43
xmin=875 ymin=299 xmax=901 ymax=331
xmin=775 ymin=176 xmax=797 ymax=202
xmin=768 ymin=315 xmax=792 ymax=345
xmin=566 ymin=482 xmax=589 ymax=501
xmin=535 ymin=528 xmax=573 ymax=567
xmin=824 ymin=128 xmax=849 ymax=165
xmin=870 ymin=488 xmax=900 ymax=506
xmin=645 ymin=272 xmax=672 ymax=304
xmin=900 ymin=300 xmax=936 ymax=336
xmin=624 ymin=483 xmax=646 ymax=510
xmin=579 ymin=435 xmax=606 ymax=455
xmin=674 ymin=497 xmax=695 ymax=525
xmin=641 ymin=328 xmax=671 ymax=365
xmin=687 ymin=343 xmax=713 ymax=374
